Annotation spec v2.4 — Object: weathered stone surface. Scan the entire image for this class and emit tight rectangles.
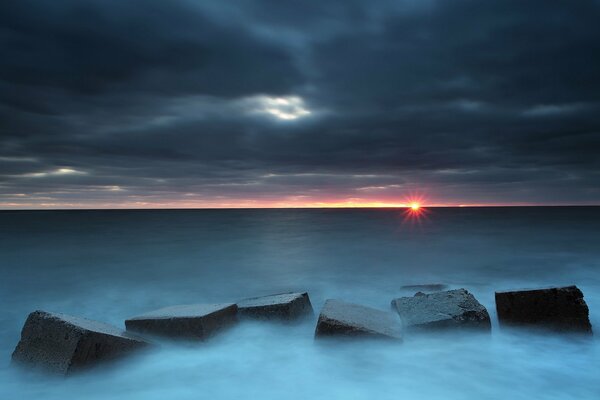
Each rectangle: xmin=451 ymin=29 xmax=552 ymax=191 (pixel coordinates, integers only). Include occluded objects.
xmin=125 ymin=303 xmax=238 ymax=340
xmin=12 ymin=310 xmax=150 ymax=375
xmin=237 ymin=292 xmax=313 ymax=321
xmin=314 ymin=299 xmax=402 ymax=340
xmin=391 ymin=289 xmax=491 ymax=332
xmin=401 ymin=283 xmax=448 ymax=292
xmin=495 ymin=285 xmax=593 ymax=334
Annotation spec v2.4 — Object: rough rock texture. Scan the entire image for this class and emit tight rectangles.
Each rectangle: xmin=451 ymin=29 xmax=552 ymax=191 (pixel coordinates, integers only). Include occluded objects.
xmin=125 ymin=303 xmax=238 ymax=340
xmin=391 ymin=289 xmax=491 ymax=332
xmin=12 ymin=311 xmax=150 ymax=375
xmin=314 ymin=299 xmax=402 ymax=340
xmin=237 ymin=292 xmax=314 ymax=321
xmin=401 ymin=284 xmax=448 ymax=292
xmin=495 ymin=286 xmax=593 ymax=334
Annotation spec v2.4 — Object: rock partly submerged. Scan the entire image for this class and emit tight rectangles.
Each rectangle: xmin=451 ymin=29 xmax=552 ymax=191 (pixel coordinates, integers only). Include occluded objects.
xmin=237 ymin=292 xmax=314 ymax=321
xmin=125 ymin=303 xmax=238 ymax=340
xmin=12 ymin=310 xmax=151 ymax=376
xmin=495 ymin=285 xmax=593 ymax=334
xmin=400 ymin=283 xmax=448 ymax=292
xmin=314 ymin=299 xmax=403 ymax=340
xmin=391 ymin=289 xmax=491 ymax=332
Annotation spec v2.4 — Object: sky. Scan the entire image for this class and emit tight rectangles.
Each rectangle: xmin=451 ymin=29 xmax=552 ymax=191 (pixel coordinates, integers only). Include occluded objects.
xmin=1 ymin=0 xmax=599 ymax=208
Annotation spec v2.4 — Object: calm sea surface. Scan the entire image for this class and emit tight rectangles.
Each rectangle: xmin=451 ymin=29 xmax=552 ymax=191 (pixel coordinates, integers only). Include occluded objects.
xmin=1 ymin=207 xmax=599 ymax=399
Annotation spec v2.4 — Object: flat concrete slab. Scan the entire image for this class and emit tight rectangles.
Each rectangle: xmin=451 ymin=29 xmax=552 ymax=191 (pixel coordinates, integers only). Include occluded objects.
xmin=495 ymin=285 xmax=592 ymax=334
xmin=12 ymin=310 xmax=150 ymax=375
xmin=392 ymin=289 xmax=491 ymax=332
xmin=125 ymin=303 xmax=238 ymax=340
xmin=315 ymin=299 xmax=403 ymax=340
xmin=237 ymin=292 xmax=313 ymax=321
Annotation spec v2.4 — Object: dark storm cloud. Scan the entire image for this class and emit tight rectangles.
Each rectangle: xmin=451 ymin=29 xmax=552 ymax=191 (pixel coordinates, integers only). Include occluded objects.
xmin=0 ymin=0 xmax=599 ymax=207
xmin=0 ymin=0 xmax=302 ymax=97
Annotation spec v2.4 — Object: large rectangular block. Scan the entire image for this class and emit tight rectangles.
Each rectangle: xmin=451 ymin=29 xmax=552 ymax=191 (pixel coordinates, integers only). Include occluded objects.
xmin=495 ymin=285 xmax=592 ymax=334
xmin=392 ymin=289 xmax=491 ymax=332
xmin=125 ymin=303 xmax=238 ymax=340
xmin=12 ymin=310 xmax=150 ymax=376
xmin=315 ymin=299 xmax=402 ymax=340
xmin=237 ymin=292 xmax=313 ymax=321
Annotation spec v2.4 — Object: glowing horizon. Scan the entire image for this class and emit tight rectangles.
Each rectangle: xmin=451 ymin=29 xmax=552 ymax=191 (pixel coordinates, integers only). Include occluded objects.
xmin=0 ymin=198 xmax=594 ymax=210
xmin=0 ymin=190 xmax=596 ymax=210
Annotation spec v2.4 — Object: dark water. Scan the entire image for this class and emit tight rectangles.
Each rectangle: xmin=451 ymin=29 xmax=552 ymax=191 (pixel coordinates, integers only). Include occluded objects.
xmin=1 ymin=207 xmax=599 ymax=399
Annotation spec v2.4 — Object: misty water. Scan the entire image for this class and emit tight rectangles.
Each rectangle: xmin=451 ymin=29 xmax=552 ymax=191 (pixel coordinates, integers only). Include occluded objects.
xmin=1 ymin=208 xmax=599 ymax=399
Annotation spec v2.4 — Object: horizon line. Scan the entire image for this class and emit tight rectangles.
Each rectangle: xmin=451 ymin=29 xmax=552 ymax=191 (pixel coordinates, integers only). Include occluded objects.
xmin=1 ymin=204 xmax=599 ymax=211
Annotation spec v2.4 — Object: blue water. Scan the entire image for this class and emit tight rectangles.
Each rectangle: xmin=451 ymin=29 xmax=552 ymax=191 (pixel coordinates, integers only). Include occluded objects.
xmin=1 ymin=208 xmax=599 ymax=399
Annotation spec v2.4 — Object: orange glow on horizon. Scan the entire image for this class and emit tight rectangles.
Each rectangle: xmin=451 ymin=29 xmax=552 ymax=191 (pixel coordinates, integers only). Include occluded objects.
xmin=1 ymin=198 xmax=429 ymax=209
xmin=0 ymin=197 xmax=569 ymax=210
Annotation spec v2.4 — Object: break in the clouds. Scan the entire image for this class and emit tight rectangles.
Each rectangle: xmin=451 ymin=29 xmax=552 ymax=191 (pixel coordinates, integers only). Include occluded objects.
xmin=1 ymin=0 xmax=599 ymax=208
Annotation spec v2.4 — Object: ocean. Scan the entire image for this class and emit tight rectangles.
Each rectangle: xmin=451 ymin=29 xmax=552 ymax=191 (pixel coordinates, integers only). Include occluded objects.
xmin=1 ymin=207 xmax=599 ymax=399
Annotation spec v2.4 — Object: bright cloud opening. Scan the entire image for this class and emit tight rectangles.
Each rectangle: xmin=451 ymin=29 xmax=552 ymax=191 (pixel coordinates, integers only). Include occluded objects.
xmin=249 ymin=95 xmax=311 ymax=120
xmin=22 ymin=167 xmax=86 ymax=178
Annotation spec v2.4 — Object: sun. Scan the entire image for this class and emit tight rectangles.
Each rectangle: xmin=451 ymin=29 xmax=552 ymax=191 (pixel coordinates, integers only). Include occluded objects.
xmin=402 ymin=197 xmax=428 ymax=225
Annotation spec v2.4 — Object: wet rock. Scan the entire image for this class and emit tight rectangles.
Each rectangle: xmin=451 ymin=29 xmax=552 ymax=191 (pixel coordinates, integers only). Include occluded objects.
xmin=125 ymin=303 xmax=238 ymax=340
xmin=401 ymin=283 xmax=448 ymax=292
xmin=314 ymin=299 xmax=403 ymax=340
xmin=495 ymin=285 xmax=593 ymax=334
xmin=12 ymin=310 xmax=150 ymax=376
xmin=391 ymin=289 xmax=491 ymax=332
xmin=237 ymin=292 xmax=314 ymax=321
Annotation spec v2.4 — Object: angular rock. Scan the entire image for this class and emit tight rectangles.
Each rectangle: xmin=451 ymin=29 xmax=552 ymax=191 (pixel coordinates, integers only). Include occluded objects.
xmin=314 ymin=299 xmax=402 ymax=340
xmin=495 ymin=285 xmax=593 ymax=334
xmin=12 ymin=310 xmax=150 ymax=375
xmin=237 ymin=292 xmax=314 ymax=321
xmin=125 ymin=303 xmax=238 ymax=340
xmin=391 ymin=289 xmax=491 ymax=332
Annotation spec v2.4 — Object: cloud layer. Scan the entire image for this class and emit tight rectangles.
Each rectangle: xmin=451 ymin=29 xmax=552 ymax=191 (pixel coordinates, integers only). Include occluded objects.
xmin=1 ymin=0 xmax=599 ymax=207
